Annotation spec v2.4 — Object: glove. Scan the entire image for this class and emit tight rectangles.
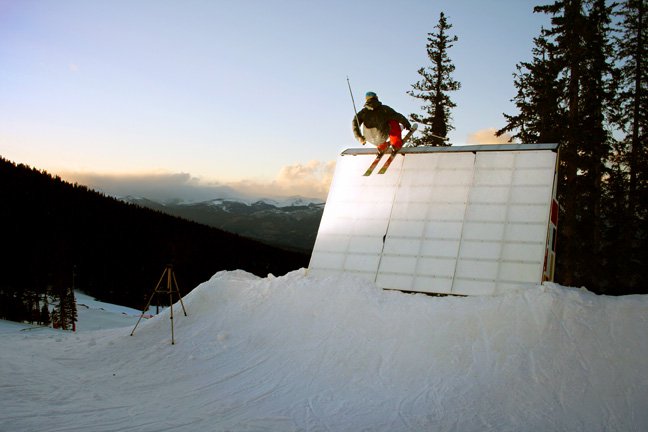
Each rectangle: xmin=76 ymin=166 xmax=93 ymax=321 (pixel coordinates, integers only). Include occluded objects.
xmin=359 ymin=136 xmax=366 ymax=145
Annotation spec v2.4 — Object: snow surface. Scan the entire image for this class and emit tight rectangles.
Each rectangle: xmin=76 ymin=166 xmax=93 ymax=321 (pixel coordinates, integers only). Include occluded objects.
xmin=74 ymin=291 xmax=152 ymax=331
xmin=1 ymin=270 xmax=647 ymax=431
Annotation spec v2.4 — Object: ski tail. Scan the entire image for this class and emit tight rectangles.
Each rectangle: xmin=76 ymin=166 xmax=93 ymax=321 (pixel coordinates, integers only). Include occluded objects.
xmin=377 ymin=150 xmax=398 ymax=174
xmin=363 ymin=152 xmax=385 ymax=176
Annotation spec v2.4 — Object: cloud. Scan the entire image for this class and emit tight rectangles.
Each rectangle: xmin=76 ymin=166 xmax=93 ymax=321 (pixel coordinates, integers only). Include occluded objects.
xmin=59 ymin=160 xmax=336 ymax=203
xmin=61 ymin=171 xmax=244 ymax=203
xmin=466 ymin=128 xmax=513 ymax=145
xmin=229 ymin=160 xmax=335 ymax=200
xmin=276 ymin=160 xmax=335 ymax=195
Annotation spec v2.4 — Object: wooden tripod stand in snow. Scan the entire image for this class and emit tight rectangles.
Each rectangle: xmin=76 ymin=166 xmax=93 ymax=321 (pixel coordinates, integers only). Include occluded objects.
xmin=130 ymin=264 xmax=188 ymax=345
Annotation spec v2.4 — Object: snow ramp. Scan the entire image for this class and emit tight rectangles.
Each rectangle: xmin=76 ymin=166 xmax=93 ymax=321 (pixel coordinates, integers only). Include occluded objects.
xmin=309 ymin=143 xmax=560 ymax=295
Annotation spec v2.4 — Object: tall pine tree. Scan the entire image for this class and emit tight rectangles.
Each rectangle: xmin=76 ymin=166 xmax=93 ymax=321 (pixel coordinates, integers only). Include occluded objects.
xmin=609 ymin=0 xmax=648 ymax=292
xmin=573 ymin=0 xmax=616 ymax=287
xmin=51 ymin=285 xmax=77 ymax=331
xmin=497 ymin=34 xmax=565 ymax=144
xmin=500 ymin=0 xmax=618 ymax=292
xmin=408 ymin=12 xmax=460 ymax=146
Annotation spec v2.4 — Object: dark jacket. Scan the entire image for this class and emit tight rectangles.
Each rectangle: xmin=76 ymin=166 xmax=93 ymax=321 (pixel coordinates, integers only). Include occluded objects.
xmin=352 ymin=98 xmax=411 ymax=145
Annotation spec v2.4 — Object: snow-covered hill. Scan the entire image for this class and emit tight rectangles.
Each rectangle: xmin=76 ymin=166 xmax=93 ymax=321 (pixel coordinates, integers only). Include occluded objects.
xmin=1 ymin=270 xmax=647 ymax=431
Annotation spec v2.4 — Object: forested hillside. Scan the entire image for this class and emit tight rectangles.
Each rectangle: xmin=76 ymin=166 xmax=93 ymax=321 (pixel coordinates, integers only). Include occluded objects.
xmin=0 ymin=157 xmax=309 ymax=324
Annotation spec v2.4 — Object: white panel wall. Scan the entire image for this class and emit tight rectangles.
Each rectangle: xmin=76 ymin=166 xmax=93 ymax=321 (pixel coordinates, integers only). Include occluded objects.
xmin=376 ymin=152 xmax=474 ymax=294
xmin=308 ymin=154 xmax=403 ymax=280
xmin=309 ymin=147 xmax=558 ymax=296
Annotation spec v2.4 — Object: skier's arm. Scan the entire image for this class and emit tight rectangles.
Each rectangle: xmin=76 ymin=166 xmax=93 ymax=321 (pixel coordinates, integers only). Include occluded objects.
xmin=395 ymin=112 xmax=412 ymax=131
xmin=384 ymin=106 xmax=412 ymax=130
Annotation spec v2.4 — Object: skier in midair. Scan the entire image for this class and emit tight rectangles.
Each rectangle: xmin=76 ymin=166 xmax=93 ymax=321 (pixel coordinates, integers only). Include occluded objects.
xmin=352 ymin=91 xmax=412 ymax=153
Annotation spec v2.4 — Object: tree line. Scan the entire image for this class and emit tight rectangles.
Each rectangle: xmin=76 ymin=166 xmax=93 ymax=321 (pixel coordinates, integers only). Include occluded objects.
xmin=409 ymin=0 xmax=646 ymax=295
xmin=0 ymin=157 xmax=310 ymax=327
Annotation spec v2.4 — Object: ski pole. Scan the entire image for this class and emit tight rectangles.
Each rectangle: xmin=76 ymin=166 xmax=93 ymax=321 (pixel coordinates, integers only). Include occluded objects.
xmin=430 ymin=133 xmax=450 ymax=141
xmin=346 ymin=76 xmax=361 ymax=133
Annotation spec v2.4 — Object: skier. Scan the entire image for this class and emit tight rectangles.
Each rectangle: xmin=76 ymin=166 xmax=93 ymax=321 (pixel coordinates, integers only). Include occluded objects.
xmin=352 ymin=91 xmax=412 ymax=153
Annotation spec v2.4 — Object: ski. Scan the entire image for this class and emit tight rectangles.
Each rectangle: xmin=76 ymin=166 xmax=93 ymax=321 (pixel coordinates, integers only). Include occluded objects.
xmin=363 ymin=151 xmax=386 ymax=176
xmin=363 ymin=123 xmax=418 ymax=176
xmin=377 ymin=123 xmax=418 ymax=175
xmin=377 ymin=149 xmax=399 ymax=174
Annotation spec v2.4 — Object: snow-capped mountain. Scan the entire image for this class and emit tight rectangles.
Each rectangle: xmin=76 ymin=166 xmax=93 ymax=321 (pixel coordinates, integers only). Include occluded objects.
xmin=124 ymin=196 xmax=324 ymax=252
xmin=202 ymin=196 xmax=323 ymax=209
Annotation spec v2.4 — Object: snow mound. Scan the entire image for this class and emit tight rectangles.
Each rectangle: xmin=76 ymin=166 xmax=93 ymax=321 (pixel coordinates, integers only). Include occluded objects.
xmin=1 ymin=270 xmax=647 ymax=431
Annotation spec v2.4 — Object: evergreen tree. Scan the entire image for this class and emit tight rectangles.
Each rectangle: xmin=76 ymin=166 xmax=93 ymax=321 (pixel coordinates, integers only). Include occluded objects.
xmin=609 ymin=0 xmax=648 ymax=291
xmin=61 ymin=287 xmax=77 ymax=331
xmin=29 ymin=294 xmax=40 ymax=324
xmin=573 ymin=0 xmax=617 ymax=287
xmin=51 ymin=285 xmax=76 ymax=330
xmin=500 ymin=0 xmax=618 ymax=291
xmin=614 ymin=0 xmax=647 ymax=217
xmin=69 ymin=288 xmax=78 ymax=330
xmin=51 ymin=312 xmax=61 ymax=329
xmin=408 ymin=12 xmax=460 ymax=146
xmin=40 ymin=300 xmax=51 ymax=326
xmin=497 ymin=34 xmax=566 ymax=144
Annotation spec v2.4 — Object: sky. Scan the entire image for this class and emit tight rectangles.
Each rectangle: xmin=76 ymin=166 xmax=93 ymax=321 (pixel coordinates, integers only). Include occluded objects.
xmin=0 ymin=0 xmax=550 ymax=201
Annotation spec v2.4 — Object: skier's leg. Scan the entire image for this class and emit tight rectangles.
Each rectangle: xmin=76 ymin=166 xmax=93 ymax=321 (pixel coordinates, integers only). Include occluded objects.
xmin=376 ymin=141 xmax=389 ymax=153
xmin=388 ymin=120 xmax=403 ymax=150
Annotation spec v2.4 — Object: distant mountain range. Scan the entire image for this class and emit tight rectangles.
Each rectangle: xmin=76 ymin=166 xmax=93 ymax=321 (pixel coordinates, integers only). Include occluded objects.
xmin=123 ymin=196 xmax=325 ymax=253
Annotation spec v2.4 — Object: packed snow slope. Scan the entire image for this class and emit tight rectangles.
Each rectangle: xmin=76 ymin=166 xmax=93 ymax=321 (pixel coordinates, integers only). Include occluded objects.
xmin=1 ymin=270 xmax=647 ymax=431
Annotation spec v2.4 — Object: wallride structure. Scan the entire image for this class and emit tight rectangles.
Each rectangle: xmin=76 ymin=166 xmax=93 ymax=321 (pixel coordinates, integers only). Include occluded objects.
xmin=309 ymin=143 xmax=560 ymax=296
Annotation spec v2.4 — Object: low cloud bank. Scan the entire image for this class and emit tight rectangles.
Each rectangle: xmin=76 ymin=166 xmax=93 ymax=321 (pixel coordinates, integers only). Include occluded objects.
xmin=229 ymin=160 xmax=335 ymax=201
xmin=61 ymin=160 xmax=335 ymax=203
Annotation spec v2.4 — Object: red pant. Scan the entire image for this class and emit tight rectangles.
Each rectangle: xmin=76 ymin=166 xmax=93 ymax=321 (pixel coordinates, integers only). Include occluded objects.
xmin=377 ymin=120 xmax=403 ymax=152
